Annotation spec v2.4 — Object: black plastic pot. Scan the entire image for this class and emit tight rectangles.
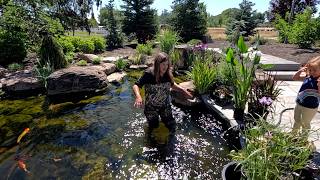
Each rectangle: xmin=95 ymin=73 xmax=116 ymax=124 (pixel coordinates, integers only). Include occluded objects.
xmin=233 ymin=108 xmax=245 ymax=121
xmin=221 ymin=161 xmax=243 ymax=180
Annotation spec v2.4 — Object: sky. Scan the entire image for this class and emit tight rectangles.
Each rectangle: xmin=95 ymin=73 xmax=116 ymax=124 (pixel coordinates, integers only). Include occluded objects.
xmin=94 ymin=0 xmax=271 ymax=17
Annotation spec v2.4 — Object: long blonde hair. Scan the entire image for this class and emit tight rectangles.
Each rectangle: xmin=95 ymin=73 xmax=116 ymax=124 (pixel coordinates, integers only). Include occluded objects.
xmin=153 ymin=52 xmax=174 ymax=84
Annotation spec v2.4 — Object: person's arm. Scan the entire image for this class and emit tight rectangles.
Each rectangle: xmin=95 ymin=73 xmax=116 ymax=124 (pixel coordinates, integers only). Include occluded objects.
xmin=292 ymin=67 xmax=307 ymax=81
xmin=171 ymin=83 xmax=193 ymax=99
xmin=133 ymin=84 xmax=143 ymax=108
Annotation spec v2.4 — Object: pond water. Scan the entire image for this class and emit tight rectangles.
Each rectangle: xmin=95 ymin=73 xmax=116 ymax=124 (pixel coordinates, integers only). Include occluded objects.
xmin=0 ymin=73 xmax=230 ymax=179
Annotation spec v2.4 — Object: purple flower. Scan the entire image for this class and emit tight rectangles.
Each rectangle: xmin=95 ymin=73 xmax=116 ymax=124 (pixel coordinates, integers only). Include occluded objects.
xmin=259 ymin=96 xmax=273 ymax=106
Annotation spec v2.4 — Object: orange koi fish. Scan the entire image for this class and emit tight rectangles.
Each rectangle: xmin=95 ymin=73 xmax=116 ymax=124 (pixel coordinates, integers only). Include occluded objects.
xmin=17 ymin=128 xmax=30 ymax=144
xmin=17 ymin=160 xmax=30 ymax=174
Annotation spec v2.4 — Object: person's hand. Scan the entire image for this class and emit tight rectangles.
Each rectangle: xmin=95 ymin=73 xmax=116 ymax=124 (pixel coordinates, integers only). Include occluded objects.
xmin=183 ymin=89 xmax=193 ymax=99
xmin=134 ymin=96 xmax=143 ymax=108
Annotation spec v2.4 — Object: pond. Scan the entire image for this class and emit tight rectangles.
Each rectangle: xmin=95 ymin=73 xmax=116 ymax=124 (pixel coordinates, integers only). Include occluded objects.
xmin=0 ymin=72 xmax=230 ymax=179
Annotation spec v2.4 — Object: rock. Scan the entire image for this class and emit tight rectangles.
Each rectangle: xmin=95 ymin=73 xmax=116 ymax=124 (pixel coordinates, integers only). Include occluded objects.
xmin=47 ymin=66 xmax=108 ymax=97
xmin=0 ymin=66 xmax=7 ymax=78
xmin=107 ymin=72 xmax=127 ymax=83
xmin=171 ymin=81 xmax=201 ymax=107
xmin=91 ymin=63 xmax=116 ymax=75
xmin=129 ymin=65 xmax=148 ymax=70
xmin=1 ymin=70 xmax=45 ymax=97
xmin=77 ymin=54 xmax=99 ymax=63
xmin=102 ymin=56 xmax=128 ymax=63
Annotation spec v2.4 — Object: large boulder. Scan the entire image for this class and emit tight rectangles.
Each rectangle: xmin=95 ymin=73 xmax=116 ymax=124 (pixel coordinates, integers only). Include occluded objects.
xmin=77 ymin=54 xmax=99 ymax=63
xmin=91 ymin=63 xmax=116 ymax=75
xmin=47 ymin=66 xmax=108 ymax=97
xmin=1 ymin=70 xmax=45 ymax=97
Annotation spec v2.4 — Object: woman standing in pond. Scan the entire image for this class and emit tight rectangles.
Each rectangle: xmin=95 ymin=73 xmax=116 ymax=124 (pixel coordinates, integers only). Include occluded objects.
xmin=133 ymin=52 xmax=193 ymax=134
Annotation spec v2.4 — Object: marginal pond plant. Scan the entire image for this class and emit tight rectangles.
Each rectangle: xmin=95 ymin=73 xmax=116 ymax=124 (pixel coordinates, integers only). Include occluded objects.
xmin=230 ymin=120 xmax=313 ymax=180
xmin=225 ymin=36 xmax=261 ymax=120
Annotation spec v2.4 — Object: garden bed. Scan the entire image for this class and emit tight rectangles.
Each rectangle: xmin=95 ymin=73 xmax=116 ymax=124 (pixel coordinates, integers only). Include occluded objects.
xmin=207 ymin=40 xmax=320 ymax=65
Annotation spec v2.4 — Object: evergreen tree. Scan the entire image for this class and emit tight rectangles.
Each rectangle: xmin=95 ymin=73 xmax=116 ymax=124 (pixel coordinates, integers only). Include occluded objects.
xmin=121 ymin=0 xmax=157 ymax=43
xmin=105 ymin=0 xmax=123 ymax=48
xmin=267 ymin=0 xmax=319 ymax=22
xmin=171 ymin=0 xmax=207 ymax=42
xmin=226 ymin=0 xmax=257 ymax=41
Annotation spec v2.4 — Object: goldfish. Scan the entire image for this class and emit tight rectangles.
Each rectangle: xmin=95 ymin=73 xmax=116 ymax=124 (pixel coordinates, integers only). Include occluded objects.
xmin=17 ymin=128 xmax=30 ymax=144
xmin=17 ymin=160 xmax=30 ymax=174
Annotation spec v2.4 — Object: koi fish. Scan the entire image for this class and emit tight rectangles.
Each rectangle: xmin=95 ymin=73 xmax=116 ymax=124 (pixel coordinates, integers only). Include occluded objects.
xmin=17 ymin=160 xmax=30 ymax=174
xmin=17 ymin=128 xmax=30 ymax=144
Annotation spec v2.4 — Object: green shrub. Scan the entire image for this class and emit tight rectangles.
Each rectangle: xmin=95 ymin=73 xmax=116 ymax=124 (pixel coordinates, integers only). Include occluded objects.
xmin=289 ymin=8 xmax=319 ymax=49
xmin=65 ymin=52 xmax=75 ymax=63
xmin=0 ymin=31 xmax=27 ymax=66
xmin=68 ymin=37 xmax=82 ymax=52
xmin=78 ymin=39 xmax=95 ymax=53
xmin=187 ymin=39 xmax=202 ymax=46
xmin=77 ymin=60 xmax=87 ymax=66
xmin=115 ymin=58 xmax=128 ymax=71
xmin=170 ymin=49 xmax=181 ymax=69
xmin=188 ymin=53 xmax=217 ymax=95
xmin=90 ymin=37 xmax=106 ymax=52
xmin=132 ymin=54 xmax=145 ymax=65
xmin=92 ymin=57 xmax=101 ymax=65
xmin=157 ymin=29 xmax=180 ymax=54
xmin=57 ymin=37 xmax=75 ymax=53
xmin=136 ymin=43 xmax=153 ymax=55
xmin=34 ymin=60 xmax=53 ymax=88
xmin=39 ymin=35 xmax=67 ymax=70
xmin=8 ymin=63 xmax=23 ymax=71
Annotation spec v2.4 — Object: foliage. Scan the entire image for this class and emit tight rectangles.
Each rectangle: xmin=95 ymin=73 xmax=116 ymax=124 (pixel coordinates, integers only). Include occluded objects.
xmin=231 ymin=120 xmax=312 ymax=179
xmin=171 ymin=0 xmax=207 ymax=42
xmin=0 ymin=30 xmax=27 ymax=66
xmin=8 ymin=63 xmax=23 ymax=71
xmin=157 ymin=29 xmax=180 ymax=54
xmin=225 ymin=0 xmax=257 ymax=41
xmin=65 ymin=52 xmax=75 ymax=63
xmin=248 ymin=71 xmax=281 ymax=119
xmin=57 ymin=37 xmax=75 ymax=54
xmin=78 ymin=39 xmax=95 ymax=53
xmin=92 ymin=57 xmax=101 ymax=65
xmin=39 ymin=35 xmax=67 ymax=70
xmin=122 ymin=0 xmax=158 ymax=43
xmin=90 ymin=36 xmax=106 ymax=52
xmin=89 ymin=16 xmax=99 ymax=28
xmin=169 ymin=49 xmax=181 ymax=70
xmin=225 ymin=36 xmax=261 ymax=111
xmin=207 ymin=8 xmax=241 ymax=27
xmin=187 ymin=39 xmax=202 ymax=46
xmin=105 ymin=0 xmax=123 ymax=48
xmin=275 ymin=8 xmax=320 ymax=48
xmin=188 ymin=50 xmax=218 ymax=94
xmin=136 ymin=43 xmax=153 ymax=55
xmin=99 ymin=7 xmax=124 ymax=27
xmin=159 ymin=9 xmax=171 ymax=25
xmin=267 ymin=0 xmax=319 ymax=22
xmin=249 ymin=33 xmax=267 ymax=46
xmin=216 ymin=58 xmax=233 ymax=86
xmin=77 ymin=60 xmax=88 ymax=66
xmin=132 ymin=54 xmax=144 ymax=65
xmin=115 ymin=58 xmax=128 ymax=71
xmin=34 ymin=60 xmax=54 ymax=88
xmin=288 ymin=8 xmax=319 ymax=49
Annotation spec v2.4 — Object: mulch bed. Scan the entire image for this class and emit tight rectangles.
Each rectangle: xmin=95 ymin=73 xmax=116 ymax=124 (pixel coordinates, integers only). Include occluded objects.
xmin=207 ymin=40 xmax=320 ymax=65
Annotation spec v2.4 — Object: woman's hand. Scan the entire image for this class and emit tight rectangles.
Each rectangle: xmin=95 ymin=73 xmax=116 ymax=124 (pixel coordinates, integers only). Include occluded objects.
xmin=183 ymin=89 xmax=194 ymax=99
xmin=134 ymin=96 xmax=143 ymax=108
